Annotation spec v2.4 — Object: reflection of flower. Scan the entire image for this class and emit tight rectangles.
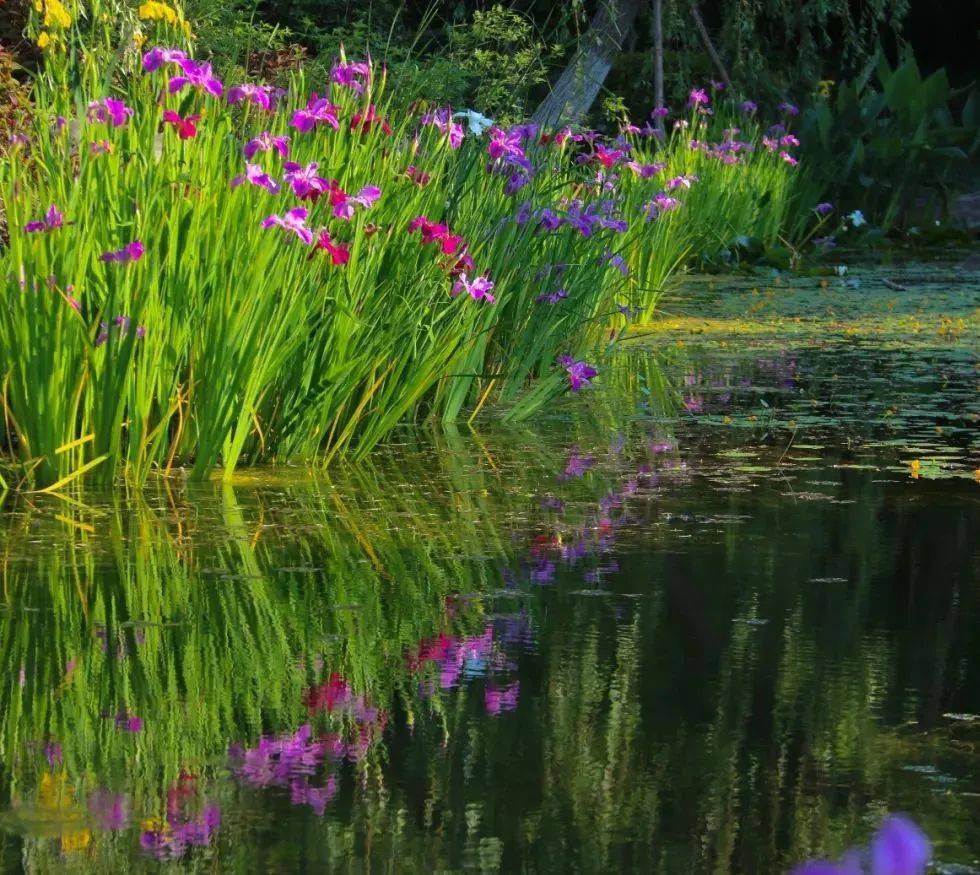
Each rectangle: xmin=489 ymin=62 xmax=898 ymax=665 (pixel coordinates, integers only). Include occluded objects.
xmin=485 ymin=681 xmax=520 ymax=715
xmin=139 ymin=805 xmax=220 ymax=859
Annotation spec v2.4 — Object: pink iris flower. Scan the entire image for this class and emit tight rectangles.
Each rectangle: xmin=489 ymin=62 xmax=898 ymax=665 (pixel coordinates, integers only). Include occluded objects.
xmin=420 ymin=108 xmax=464 ymax=149
xmin=261 ymin=207 xmax=314 ymax=245
xmin=451 ymin=273 xmax=495 ymax=304
xmin=331 ymin=60 xmax=371 ymax=94
xmin=688 ymin=87 xmax=710 ymax=107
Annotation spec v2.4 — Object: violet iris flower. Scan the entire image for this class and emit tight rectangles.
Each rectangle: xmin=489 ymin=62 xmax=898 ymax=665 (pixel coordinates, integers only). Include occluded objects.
xmin=778 ymin=101 xmax=800 ymax=116
xmin=451 ymin=273 xmax=496 ymax=304
xmin=558 ymin=355 xmax=598 ymax=391
xmin=231 ymin=163 xmax=280 ymax=194
xmin=243 ymin=131 xmax=289 ymax=160
xmin=261 ymin=207 xmax=314 ymax=245
xmin=666 ymin=174 xmax=698 ymax=191
xmin=24 ymin=204 xmax=63 ymax=233
xmin=87 ymin=98 xmax=134 ymax=127
xmin=168 ymin=58 xmax=223 ymax=97
xmin=290 ymin=95 xmax=340 ymax=133
xmin=142 ymin=46 xmax=187 ymax=72
xmin=536 ymin=288 xmax=568 ymax=304
xmin=792 ymin=814 xmax=929 ymax=875
xmin=96 ymin=316 xmax=146 ymax=347
xmin=815 ymin=202 xmax=834 ymax=215
xmin=99 ymin=240 xmax=144 ymax=264
xmin=740 ymin=99 xmax=758 ymax=113
xmin=227 ymin=83 xmax=273 ymax=110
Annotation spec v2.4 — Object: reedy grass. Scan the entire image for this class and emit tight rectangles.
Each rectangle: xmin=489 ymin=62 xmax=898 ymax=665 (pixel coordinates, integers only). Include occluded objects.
xmin=1 ymin=13 xmax=816 ymax=488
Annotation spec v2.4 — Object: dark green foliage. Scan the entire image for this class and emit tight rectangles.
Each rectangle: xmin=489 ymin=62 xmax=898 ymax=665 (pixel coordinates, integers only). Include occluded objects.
xmin=799 ymin=51 xmax=980 ymax=228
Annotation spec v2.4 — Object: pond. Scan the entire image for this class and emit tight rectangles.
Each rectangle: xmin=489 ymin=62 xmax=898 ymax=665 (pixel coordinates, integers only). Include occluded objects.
xmin=0 ymin=264 xmax=977 ymax=872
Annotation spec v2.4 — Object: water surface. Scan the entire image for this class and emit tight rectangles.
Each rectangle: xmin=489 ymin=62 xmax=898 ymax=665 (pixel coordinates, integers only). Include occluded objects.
xmin=0 ymin=265 xmax=977 ymax=872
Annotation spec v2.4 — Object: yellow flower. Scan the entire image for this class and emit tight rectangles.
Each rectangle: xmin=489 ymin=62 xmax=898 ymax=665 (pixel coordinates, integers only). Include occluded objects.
xmin=37 ymin=30 xmax=51 ymax=48
xmin=34 ymin=0 xmax=72 ymax=29
xmin=138 ymin=1 xmax=180 ymax=25
xmin=909 ymin=459 xmax=921 ymax=479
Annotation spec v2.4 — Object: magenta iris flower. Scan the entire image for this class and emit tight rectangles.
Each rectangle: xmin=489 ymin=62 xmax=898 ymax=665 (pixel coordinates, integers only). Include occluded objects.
xmin=261 ymin=207 xmax=314 ymax=244
xmin=688 ymin=87 xmax=710 ymax=107
xmin=331 ymin=60 xmax=371 ymax=94
xmin=451 ymin=273 xmax=496 ymax=304
xmin=283 ymin=161 xmax=330 ymax=200
xmin=99 ymin=240 xmax=144 ymax=264
xmin=87 ymin=98 xmax=134 ymax=127
xmin=315 ymin=230 xmax=351 ymax=265
xmin=780 ymin=150 xmax=800 ymax=165
xmin=231 ymin=163 xmax=280 ymax=194
xmin=290 ymin=95 xmax=340 ymax=133
xmin=558 ymin=355 xmax=598 ymax=391
xmin=243 ymin=131 xmax=289 ymax=160
xmin=168 ymin=58 xmax=223 ymax=97
xmin=142 ymin=46 xmax=187 ymax=72
xmin=24 ymin=204 xmax=63 ymax=233
xmin=227 ymin=83 xmax=273 ymax=110
xmin=408 ymin=216 xmax=465 ymax=255
xmin=162 ymin=110 xmax=200 ymax=140
xmin=651 ymin=106 xmax=670 ymax=118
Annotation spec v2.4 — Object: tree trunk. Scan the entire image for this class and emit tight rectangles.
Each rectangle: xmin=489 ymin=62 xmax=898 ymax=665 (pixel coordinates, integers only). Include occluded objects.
xmin=532 ymin=0 xmax=642 ymax=129
xmin=690 ymin=3 xmax=732 ymax=92
xmin=651 ymin=0 xmax=665 ymax=133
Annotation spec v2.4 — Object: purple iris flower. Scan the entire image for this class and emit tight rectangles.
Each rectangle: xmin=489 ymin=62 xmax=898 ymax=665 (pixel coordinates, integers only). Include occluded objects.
xmin=600 ymin=251 xmax=629 ymax=275
xmin=261 ymin=207 xmax=314 ymax=244
xmin=451 ymin=273 xmax=496 ymax=304
xmin=87 ymin=98 xmax=134 ymax=127
xmin=651 ymin=105 xmax=670 ymax=118
xmin=142 ymin=46 xmax=187 ymax=72
xmin=626 ymin=160 xmax=665 ymax=178
xmin=558 ymin=355 xmax=598 ymax=391
xmin=778 ymin=100 xmax=800 ymax=116
xmin=99 ymin=240 xmax=144 ymax=264
xmin=231 ymin=163 xmax=280 ymax=194
xmin=283 ymin=161 xmax=330 ymax=199
xmin=114 ymin=710 xmax=143 ymax=732
xmin=536 ymin=288 xmax=568 ymax=304
xmin=291 ymin=95 xmax=340 ymax=133
xmin=243 ymin=131 xmax=289 ymax=160
xmin=24 ymin=204 xmax=63 ymax=233
xmin=96 ymin=316 xmax=146 ymax=347
xmin=537 ymin=208 xmax=563 ymax=231
xmin=332 ymin=184 xmax=381 ymax=220
xmin=168 ymin=58 xmax=223 ymax=97
xmin=227 ymin=83 xmax=273 ymax=110
xmin=331 ymin=60 xmax=371 ymax=94
xmin=740 ymin=99 xmax=758 ymax=113
xmin=666 ymin=174 xmax=697 ymax=191
xmin=815 ymin=202 xmax=834 ymax=215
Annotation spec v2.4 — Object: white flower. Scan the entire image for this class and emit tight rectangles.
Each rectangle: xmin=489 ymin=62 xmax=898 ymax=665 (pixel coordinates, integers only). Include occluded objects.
xmin=453 ymin=109 xmax=494 ymax=136
xmin=835 ymin=265 xmax=848 ymax=276
xmin=847 ymin=209 xmax=866 ymax=228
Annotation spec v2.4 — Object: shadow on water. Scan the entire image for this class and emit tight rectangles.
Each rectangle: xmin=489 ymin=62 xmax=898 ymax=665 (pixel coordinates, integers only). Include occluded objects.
xmin=0 ymin=265 xmax=977 ymax=872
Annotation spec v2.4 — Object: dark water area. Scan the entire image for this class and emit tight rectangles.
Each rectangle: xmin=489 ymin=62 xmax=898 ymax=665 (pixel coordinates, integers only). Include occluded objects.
xmin=0 ymin=268 xmax=977 ymax=872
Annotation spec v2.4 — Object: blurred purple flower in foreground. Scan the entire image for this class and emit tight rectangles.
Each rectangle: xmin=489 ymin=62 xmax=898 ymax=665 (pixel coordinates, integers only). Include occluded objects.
xmin=792 ymin=815 xmax=930 ymax=875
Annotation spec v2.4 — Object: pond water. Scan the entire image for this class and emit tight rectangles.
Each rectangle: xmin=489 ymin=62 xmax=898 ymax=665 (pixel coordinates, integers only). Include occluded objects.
xmin=0 ymin=265 xmax=977 ymax=873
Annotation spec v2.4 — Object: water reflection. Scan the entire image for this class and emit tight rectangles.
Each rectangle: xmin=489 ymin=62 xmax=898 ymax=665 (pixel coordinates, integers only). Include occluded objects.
xmin=0 ymin=333 xmax=977 ymax=872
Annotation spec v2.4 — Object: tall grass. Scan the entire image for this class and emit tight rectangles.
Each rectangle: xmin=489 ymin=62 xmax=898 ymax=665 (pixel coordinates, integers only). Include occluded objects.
xmin=0 ymin=9 xmax=817 ymax=487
